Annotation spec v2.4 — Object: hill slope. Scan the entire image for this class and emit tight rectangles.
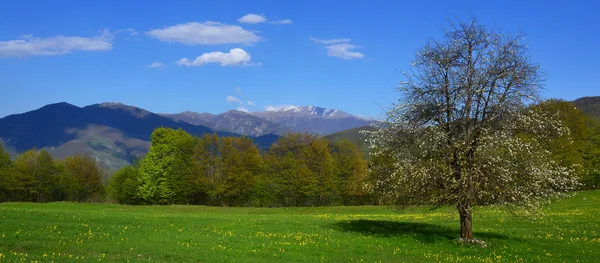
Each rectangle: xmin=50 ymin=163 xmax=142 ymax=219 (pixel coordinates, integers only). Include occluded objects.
xmin=0 ymin=102 xmax=272 ymax=170
xmin=572 ymin=96 xmax=600 ymax=121
xmin=323 ymin=125 xmax=377 ymax=156
xmin=162 ymin=110 xmax=285 ymax=136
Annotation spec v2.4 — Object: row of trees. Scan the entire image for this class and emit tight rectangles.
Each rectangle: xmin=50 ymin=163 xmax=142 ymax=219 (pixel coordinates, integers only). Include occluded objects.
xmin=0 ymin=147 xmax=104 ymax=202
xmin=109 ymin=129 xmax=370 ymax=206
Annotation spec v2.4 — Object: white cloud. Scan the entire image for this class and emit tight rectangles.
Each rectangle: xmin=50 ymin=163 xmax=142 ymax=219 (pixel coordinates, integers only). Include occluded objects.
xmin=176 ymin=48 xmax=254 ymax=67
xmin=117 ymin=28 xmax=139 ymax=36
xmin=238 ymin=14 xmax=267 ymax=24
xmin=247 ymin=101 xmax=255 ymax=106
xmin=269 ymin=19 xmax=293 ymax=25
xmin=147 ymin=22 xmax=261 ymax=45
xmin=324 ymin=43 xmax=365 ymax=60
xmin=226 ymin=95 xmax=244 ymax=104
xmin=237 ymin=107 xmax=250 ymax=113
xmin=263 ymin=104 xmax=299 ymax=111
xmin=0 ymin=30 xmax=113 ymax=58
xmin=309 ymin=37 xmax=350 ymax=45
xmin=147 ymin=62 xmax=166 ymax=69
xmin=310 ymin=37 xmax=364 ymax=60
xmin=235 ymin=86 xmax=242 ymax=95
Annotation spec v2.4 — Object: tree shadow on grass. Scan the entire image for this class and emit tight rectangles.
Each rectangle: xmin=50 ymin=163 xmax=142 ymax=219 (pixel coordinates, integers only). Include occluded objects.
xmin=332 ymin=220 xmax=511 ymax=244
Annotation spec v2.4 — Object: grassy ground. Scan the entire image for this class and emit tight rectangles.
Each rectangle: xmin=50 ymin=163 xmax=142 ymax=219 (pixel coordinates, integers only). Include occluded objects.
xmin=0 ymin=192 xmax=599 ymax=262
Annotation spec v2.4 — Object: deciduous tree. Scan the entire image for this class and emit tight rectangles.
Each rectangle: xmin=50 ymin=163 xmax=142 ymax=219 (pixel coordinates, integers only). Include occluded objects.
xmin=138 ymin=128 xmax=195 ymax=204
xmin=368 ymin=18 xmax=578 ymax=242
xmin=61 ymin=154 xmax=104 ymax=202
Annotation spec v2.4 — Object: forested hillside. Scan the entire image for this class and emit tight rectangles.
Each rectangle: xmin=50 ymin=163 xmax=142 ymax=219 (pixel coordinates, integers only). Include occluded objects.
xmin=573 ymin=96 xmax=600 ymax=122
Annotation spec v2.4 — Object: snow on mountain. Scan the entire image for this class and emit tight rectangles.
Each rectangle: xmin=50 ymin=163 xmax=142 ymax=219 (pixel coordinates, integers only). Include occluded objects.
xmin=163 ymin=105 xmax=372 ymax=136
xmin=263 ymin=105 xmax=352 ymax=118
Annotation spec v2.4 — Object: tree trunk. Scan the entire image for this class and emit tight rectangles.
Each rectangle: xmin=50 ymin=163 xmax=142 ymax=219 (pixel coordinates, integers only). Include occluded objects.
xmin=458 ymin=202 xmax=473 ymax=239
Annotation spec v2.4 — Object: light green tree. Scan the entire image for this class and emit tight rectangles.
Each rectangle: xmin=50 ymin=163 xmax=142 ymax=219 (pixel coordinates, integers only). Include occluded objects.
xmin=138 ymin=128 xmax=196 ymax=204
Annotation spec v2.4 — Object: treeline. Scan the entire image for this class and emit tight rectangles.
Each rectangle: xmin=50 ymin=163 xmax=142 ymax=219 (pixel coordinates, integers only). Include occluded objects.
xmin=532 ymin=100 xmax=600 ymax=189
xmin=108 ymin=129 xmax=370 ymax=206
xmin=0 ymin=148 xmax=104 ymax=202
xmin=1 ymin=99 xmax=598 ymax=206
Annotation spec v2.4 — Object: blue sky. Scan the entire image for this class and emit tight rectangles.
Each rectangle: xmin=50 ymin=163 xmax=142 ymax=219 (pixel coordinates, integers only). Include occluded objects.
xmin=0 ymin=0 xmax=598 ymax=118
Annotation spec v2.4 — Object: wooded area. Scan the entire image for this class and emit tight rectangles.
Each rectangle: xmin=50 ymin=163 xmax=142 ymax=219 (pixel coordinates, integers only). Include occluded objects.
xmin=0 ymin=99 xmax=598 ymax=207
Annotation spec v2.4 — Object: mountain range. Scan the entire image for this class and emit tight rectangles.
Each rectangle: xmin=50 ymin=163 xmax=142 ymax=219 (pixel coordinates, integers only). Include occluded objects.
xmin=3 ymin=97 xmax=597 ymax=172
xmin=162 ymin=105 xmax=371 ymax=137
xmin=0 ymin=102 xmax=371 ymax=170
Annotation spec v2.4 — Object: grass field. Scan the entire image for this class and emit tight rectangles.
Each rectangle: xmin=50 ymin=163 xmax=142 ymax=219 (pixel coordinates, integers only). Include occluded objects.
xmin=0 ymin=192 xmax=599 ymax=262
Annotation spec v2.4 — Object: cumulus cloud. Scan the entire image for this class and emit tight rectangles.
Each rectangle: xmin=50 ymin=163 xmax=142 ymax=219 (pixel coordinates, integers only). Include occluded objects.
xmin=247 ymin=101 xmax=255 ymax=106
xmin=263 ymin=104 xmax=299 ymax=111
xmin=147 ymin=62 xmax=166 ymax=69
xmin=238 ymin=14 xmax=267 ymax=24
xmin=147 ymin=22 xmax=261 ymax=45
xmin=176 ymin=48 xmax=254 ymax=67
xmin=270 ymin=19 xmax=293 ymax=25
xmin=310 ymin=37 xmax=364 ymax=60
xmin=237 ymin=107 xmax=250 ymax=113
xmin=226 ymin=95 xmax=244 ymax=104
xmin=235 ymin=86 xmax=242 ymax=95
xmin=0 ymin=30 xmax=113 ymax=58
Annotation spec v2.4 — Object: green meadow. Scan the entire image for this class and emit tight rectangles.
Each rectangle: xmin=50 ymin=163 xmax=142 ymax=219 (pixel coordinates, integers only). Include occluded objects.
xmin=1 ymin=191 xmax=599 ymax=263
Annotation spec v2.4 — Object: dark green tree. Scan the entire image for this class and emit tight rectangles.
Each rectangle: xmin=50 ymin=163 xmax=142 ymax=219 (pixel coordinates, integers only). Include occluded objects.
xmin=108 ymin=165 xmax=141 ymax=204
xmin=332 ymin=139 xmax=369 ymax=205
xmin=61 ymin=154 xmax=105 ymax=202
xmin=13 ymin=149 xmax=61 ymax=202
xmin=0 ymin=143 xmax=16 ymax=201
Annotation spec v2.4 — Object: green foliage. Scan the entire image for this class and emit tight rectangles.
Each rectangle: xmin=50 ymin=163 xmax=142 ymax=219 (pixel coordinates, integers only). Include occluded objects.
xmin=332 ymin=140 xmax=370 ymax=205
xmin=138 ymin=128 xmax=196 ymax=204
xmin=0 ymin=143 xmax=11 ymax=169
xmin=531 ymin=100 xmax=600 ymax=189
xmin=265 ymin=133 xmax=320 ymax=206
xmin=192 ymin=133 xmax=222 ymax=205
xmin=572 ymin=96 xmax=600 ymax=122
xmin=583 ymin=122 xmax=600 ymax=189
xmin=12 ymin=149 xmax=62 ymax=202
xmin=0 ymin=143 xmax=15 ymax=202
xmin=108 ymin=165 xmax=140 ymax=204
xmin=219 ymin=136 xmax=264 ymax=206
xmin=324 ymin=126 xmax=376 ymax=157
xmin=61 ymin=154 xmax=105 ymax=202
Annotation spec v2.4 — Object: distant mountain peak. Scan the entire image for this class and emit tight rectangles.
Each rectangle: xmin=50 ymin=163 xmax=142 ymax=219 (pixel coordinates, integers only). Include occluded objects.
xmin=99 ymin=102 xmax=125 ymax=107
xmin=223 ymin=109 xmax=251 ymax=115
xmin=40 ymin=102 xmax=80 ymax=110
xmin=261 ymin=105 xmax=351 ymax=118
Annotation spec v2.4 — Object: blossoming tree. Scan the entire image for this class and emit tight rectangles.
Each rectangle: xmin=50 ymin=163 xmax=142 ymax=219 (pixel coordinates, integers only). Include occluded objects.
xmin=368 ymin=18 xmax=578 ymax=242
